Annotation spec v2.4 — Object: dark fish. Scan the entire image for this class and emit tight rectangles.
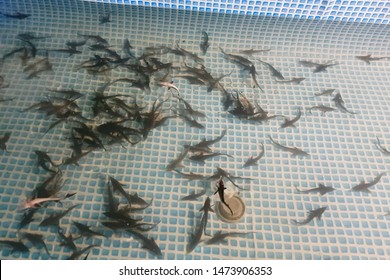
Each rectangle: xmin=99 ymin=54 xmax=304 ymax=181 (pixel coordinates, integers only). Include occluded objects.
xmin=189 ymin=152 xmax=233 ymax=164
xmin=180 ymin=188 xmax=207 ymax=201
xmin=199 ymin=197 xmax=214 ymax=235
xmin=242 ymin=144 xmax=265 ymax=168
xmin=208 ymin=167 xmax=251 ymax=190
xmin=214 ymin=177 xmax=233 ymax=215
xmin=46 ymin=48 xmax=82 ymax=56
xmin=239 ymin=48 xmax=271 ymax=56
xmin=375 ymin=136 xmax=390 ymax=155
xmin=174 ymin=96 xmax=206 ymax=118
xmin=61 ymin=149 xmax=95 ymax=166
xmin=280 ymin=109 xmax=301 ymax=129
xmin=66 ymin=40 xmax=87 ymax=49
xmin=314 ymin=89 xmax=336 ymax=96
xmin=126 ymin=229 xmax=162 ymax=256
xmin=109 ymin=176 xmax=133 ymax=206
xmin=73 ymin=221 xmax=106 ymax=239
xmin=350 ymin=172 xmax=387 ymax=193
xmin=123 ymin=39 xmax=135 ymax=58
xmin=200 ymin=31 xmax=210 ymax=55
xmin=2 ymin=47 xmax=25 ymax=61
xmin=275 ymin=77 xmax=305 ymax=84
xmin=22 ymin=233 xmax=51 ymax=257
xmin=177 ymin=112 xmax=205 ymax=129
xmin=99 ymin=13 xmax=111 ymax=24
xmin=67 ymin=245 xmax=97 ymax=260
xmin=205 ymin=231 xmax=253 ymax=245
xmin=57 ymin=227 xmax=77 ymax=252
xmin=299 ymin=60 xmax=338 ymax=73
xmin=0 ymin=132 xmax=11 ymax=150
xmin=306 ymin=105 xmax=336 ymax=115
xmin=35 ymin=150 xmax=58 ymax=173
xmin=173 ymin=170 xmax=207 ymax=181
xmin=0 ymin=240 xmax=29 ymax=254
xmin=39 ymin=204 xmax=80 ymax=227
xmin=294 ymin=183 xmax=335 ymax=196
xmin=356 ymin=54 xmax=390 ymax=64
xmin=268 ymin=135 xmax=310 ymax=157
xmin=18 ymin=208 xmax=38 ymax=230
xmin=78 ymin=33 xmax=109 ymax=46
xmin=292 ymin=206 xmax=327 ymax=226
xmin=47 ymin=88 xmax=83 ymax=98
xmin=219 ymin=48 xmax=262 ymax=90
xmin=258 ymin=59 xmax=284 ymax=80
xmin=17 ymin=32 xmax=49 ymax=41
xmin=332 ymin=93 xmax=357 ymax=115
xmin=1 ymin=12 xmax=30 ymax=19
xmin=165 ymin=148 xmax=189 ymax=171
xmin=192 ymin=129 xmax=227 ymax=151
xmin=171 ymin=44 xmax=204 ymax=64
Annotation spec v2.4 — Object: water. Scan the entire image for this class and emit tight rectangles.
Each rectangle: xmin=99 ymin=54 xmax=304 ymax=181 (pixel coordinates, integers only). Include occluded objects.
xmin=0 ymin=0 xmax=390 ymax=260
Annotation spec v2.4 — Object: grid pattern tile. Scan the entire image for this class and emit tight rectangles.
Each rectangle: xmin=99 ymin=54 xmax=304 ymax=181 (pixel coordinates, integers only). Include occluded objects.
xmin=0 ymin=0 xmax=389 ymax=260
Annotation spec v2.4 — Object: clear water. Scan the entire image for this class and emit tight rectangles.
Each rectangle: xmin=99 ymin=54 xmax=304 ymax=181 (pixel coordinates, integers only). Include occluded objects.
xmin=0 ymin=0 xmax=389 ymax=260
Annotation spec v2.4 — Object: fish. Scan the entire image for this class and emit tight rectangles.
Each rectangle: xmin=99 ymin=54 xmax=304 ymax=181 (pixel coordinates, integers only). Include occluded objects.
xmin=306 ymin=105 xmax=336 ymax=115
xmin=192 ymin=129 xmax=227 ymax=151
xmin=109 ymin=176 xmax=133 ymax=207
xmin=176 ymin=113 xmax=205 ymax=129
xmin=47 ymin=88 xmax=83 ymax=98
xmin=189 ymin=152 xmax=233 ymax=164
xmin=170 ymin=44 xmax=204 ymax=64
xmin=280 ymin=109 xmax=301 ymax=129
xmin=208 ymin=167 xmax=251 ymax=190
xmin=268 ymin=135 xmax=310 ymax=157
xmin=314 ymin=89 xmax=336 ymax=96
xmin=39 ymin=204 xmax=80 ymax=227
xmin=165 ymin=148 xmax=189 ymax=171
xmin=1 ymin=12 xmax=30 ymax=19
xmin=356 ymin=54 xmax=390 ymax=64
xmin=294 ymin=183 xmax=335 ymax=196
xmin=275 ymin=77 xmax=305 ymax=84
xmin=22 ymin=233 xmax=51 ymax=257
xmin=292 ymin=206 xmax=327 ymax=226
xmin=219 ymin=47 xmax=262 ymax=90
xmin=99 ymin=13 xmax=111 ymax=24
xmin=67 ymin=245 xmax=97 ymax=260
xmin=174 ymin=96 xmax=206 ymax=118
xmin=180 ymin=188 xmax=207 ymax=201
xmin=20 ymin=195 xmax=69 ymax=210
xmin=158 ymin=80 xmax=180 ymax=96
xmin=0 ymin=98 xmax=14 ymax=102
xmin=66 ymin=40 xmax=87 ymax=49
xmin=126 ymin=229 xmax=162 ymax=256
xmin=200 ymin=31 xmax=210 ymax=55
xmin=173 ymin=170 xmax=207 ymax=181
xmin=61 ymin=149 xmax=95 ymax=166
xmin=57 ymin=227 xmax=77 ymax=251
xmin=199 ymin=197 xmax=214 ymax=235
xmin=205 ymin=231 xmax=253 ymax=245
xmin=25 ymin=57 xmax=53 ymax=79
xmin=17 ymin=32 xmax=49 ymax=41
xmin=123 ymin=39 xmax=135 ymax=58
xmin=78 ymin=33 xmax=109 ymax=46
xmin=186 ymin=217 xmax=204 ymax=254
xmin=313 ymin=63 xmax=339 ymax=73
xmin=35 ymin=150 xmax=59 ymax=173
xmin=2 ymin=47 xmax=25 ymax=61
xmin=239 ymin=48 xmax=271 ymax=56
xmin=332 ymin=93 xmax=357 ymax=115
xmin=214 ymin=177 xmax=233 ymax=215
xmin=0 ymin=240 xmax=29 ymax=254
xmin=242 ymin=144 xmax=265 ymax=168
xmin=350 ymin=172 xmax=387 ymax=193
xmin=46 ymin=48 xmax=82 ymax=56
xmin=0 ymin=132 xmax=11 ymax=150
xmin=18 ymin=208 xmax=38 ymax=230
xmin=375 ymin=136 xmax=390 ymax=155
xmin=73 ymin=221 xmax=106 ymax=238
xmin=258 ymin=59 xmax=284 ymax=80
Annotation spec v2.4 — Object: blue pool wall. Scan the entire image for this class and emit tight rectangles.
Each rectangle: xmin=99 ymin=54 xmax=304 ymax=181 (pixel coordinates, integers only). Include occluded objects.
xmin=84 ymin=0 xmax=390 ymax=24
